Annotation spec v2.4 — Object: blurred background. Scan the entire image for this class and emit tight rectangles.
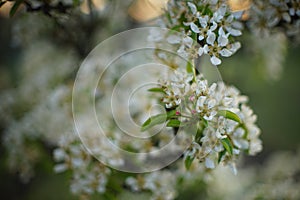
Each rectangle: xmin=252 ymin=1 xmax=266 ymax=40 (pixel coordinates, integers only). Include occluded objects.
xmin=0 ymin=0 xmax=300 ymax=199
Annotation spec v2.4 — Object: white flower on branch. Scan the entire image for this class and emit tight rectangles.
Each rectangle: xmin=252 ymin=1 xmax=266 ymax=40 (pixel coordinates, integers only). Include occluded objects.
xmin=159 ymin=69 xmax=262 ymax=173
xmin=160 ymin=0 xmax=243 ymax=65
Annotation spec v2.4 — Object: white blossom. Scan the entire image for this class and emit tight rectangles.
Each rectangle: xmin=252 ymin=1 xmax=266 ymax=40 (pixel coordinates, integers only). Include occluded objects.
xmin=161 ymin=0 xmax=244 ymax=65
xmin=160 ymin=69 xmax=262 ymax=171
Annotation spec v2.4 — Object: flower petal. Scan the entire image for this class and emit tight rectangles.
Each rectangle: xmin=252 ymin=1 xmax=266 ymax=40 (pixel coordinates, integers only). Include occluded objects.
xmin=208 ymin=99 xmax=216 ymax=109
xmin=205 ymin=157 xmax=215 ymax=169
xmin=198 ymin=34 xmax=204 ymax=41
xmin=183 ymin=36 xmax=193 ymax=48
xmin=177 ymin=45 xmax=188 ymax=58
xmin=218 ymin=27 xmax=229 ymax=46
xmin=190 ymin=22 xmax=200 ymax=33
xmin=218 ymin=35 xmax=228 ymax=47
xmin=220 ymin=48 xmax=232 ymax=57
xmin=206 ymin=31 xmax=216 ymax=45
xmin=210 ymin=21 xmax=218 ymax=31
xmin=198 ymin=16 xmax=208 ymax=28
xmin=203 ymin=44 xmax=210 ymax=54
xmin=211 ymin=55 xmax=222 ymax=65
xmin=226 ymin=27 xmax=242 ymax=36
xmin=187 ymin=2 xmax=197 ymax=14
xmin=198 ymin=47 xmax=204 ymax=56
xmin=229 ymin=42 xmax=241 ymax=53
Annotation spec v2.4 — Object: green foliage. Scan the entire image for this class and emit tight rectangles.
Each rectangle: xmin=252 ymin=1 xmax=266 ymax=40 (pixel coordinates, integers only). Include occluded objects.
xmin=195 ymin=125 xmax=203 ymax=143
xmin=167 ymin=119 xmax=181 ymax=127
xmin=186 ymin=61 xmax=194 ymax=74
xmin=185 ymin=155 xmax=195 ymax=170
xmin=221 ymin=137 xmax=233 ymax=156
xmin=141 ymin=110 xmax=176 ymax=132
xmin=147 ymin=87 xmax=166 ymax=94
xmin=218 ymin=150 xmax=226 ymax=163
xmin=218 ymin=110 xmax=243 ymax=124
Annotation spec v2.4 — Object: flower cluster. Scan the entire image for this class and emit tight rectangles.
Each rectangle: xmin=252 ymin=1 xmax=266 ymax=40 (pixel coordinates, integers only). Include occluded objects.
xmin=161 ymin=0 xmax=243 ymax=65
xmin=206 ymin=148 xmax=300 ymax=200
xmin=2 ymin=86 xmax=72 ymax=182
xmin=126 ymin=171 xmax=177 ymax=200
xmin=243 ymin=148 xmax=300 ymax=199
xmin=248 ymin=0 xmax=300 ymax=39
xmin=157 ymin=69 xmax=262 ymax=173
xmin=0 ymin=1 xmax=274 ymax=199
xmin=0 ymin=40 xmax=76 ymax=182
xmin=53 ymin=134 xmax=111 ymax=196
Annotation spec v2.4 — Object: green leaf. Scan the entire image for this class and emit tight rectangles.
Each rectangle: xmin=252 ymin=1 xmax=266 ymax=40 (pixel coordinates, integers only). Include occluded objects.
xmin=9 ymin=0 xmax=23 ymax=17
xmin=171 ymin=25 xmax=182 ymax=31
xmin=221 ymin=137 xmax=233 ymax=156
xmin=167 ymin=119 xmax=181 ymax=127
xmin=191 ymin=31 xmax=197 ymax=41
xmin=218 ymin=110 xmax=243 ymax=124
xmin=201 ymin=117 xmax=208 ymax=128
xmin=218 ymin=150 xmax=226 ymax=163
xmin=186 ymin=60 xmax=194 ymax=74
xmin=141 ymin=113 xmax=167 ymax=132
xmin=141 ymin=110 xmax=177 ymax=132
xmin=185 ymin=155 xmax=195 ymax=170
xmin=195 ymin=126 xmax=202 ymax=142
xmin=148 ymin=87 xmax=165 ymax=94
xmin=167 ymin=110 xmax=177 ymax=118
xmin=242 ymin=125 xmax=249 ymax=139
